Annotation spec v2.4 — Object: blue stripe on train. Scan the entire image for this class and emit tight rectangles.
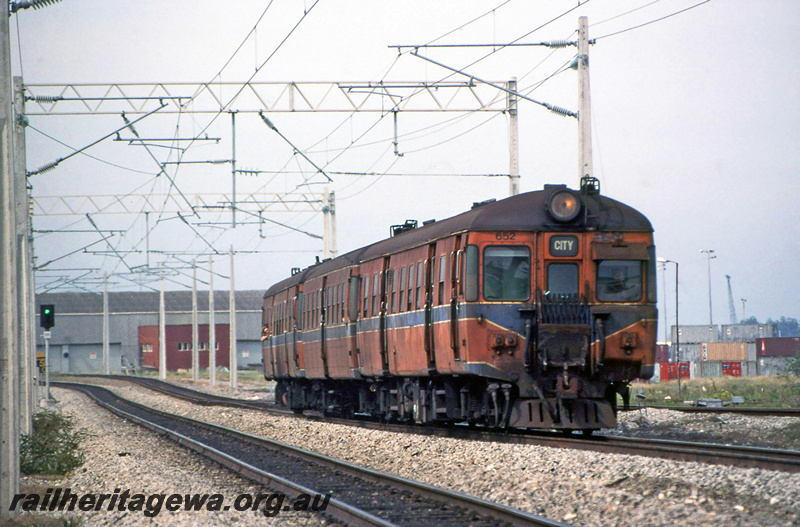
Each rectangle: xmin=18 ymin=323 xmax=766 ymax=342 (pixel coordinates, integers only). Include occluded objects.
xmin=267 ymin=303 xmax=654 ymax=345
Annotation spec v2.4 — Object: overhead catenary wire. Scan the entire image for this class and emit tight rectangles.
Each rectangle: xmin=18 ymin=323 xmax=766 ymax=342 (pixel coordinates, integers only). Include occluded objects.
xmin=594 ymin=0 xmax=711 ymax=40
xmin=27 ymin=103 xmax=167 ymax=176
xmin=86 ymin=213 xmax=134 ymax=272
xmin=410 ymin=51 xmax=577 ymax=118
xmin=26 ymin=3 xmax=330 ymax=292
xmin=121 ymin=112 xmax=198 ymax=217
xmin=35 ymin=238 xmax=108 ymax=270
xmin=260 ymin=2 xmax=593 ymax=205
xmin=317 ymin=2 xmax=593 ymax=198
xmin=27 ymin=124 xmax=155 ymax=175
xmin=29 ymin=1 xmax=634 ymax=293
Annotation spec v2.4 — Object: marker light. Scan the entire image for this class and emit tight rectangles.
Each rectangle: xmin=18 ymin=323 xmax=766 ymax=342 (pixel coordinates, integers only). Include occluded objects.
xmin=547 ymin=190 xmax=581 ymax=222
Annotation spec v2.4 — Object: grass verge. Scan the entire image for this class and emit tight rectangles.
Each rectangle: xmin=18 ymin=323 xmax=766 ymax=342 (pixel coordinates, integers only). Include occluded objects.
xmin=632 ymin=375 xmax=800 ymax=407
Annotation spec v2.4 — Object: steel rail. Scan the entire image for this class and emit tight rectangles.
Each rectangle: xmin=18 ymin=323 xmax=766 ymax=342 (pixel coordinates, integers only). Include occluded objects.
xmin=61 ymin=375 xmax=800 ymax=473
xmin=55 ymin=382 xmax=391 ymax=527
xmin=54 ymin=381 xmax=568 ymax=527
xmin=638 ymin=405 xmax=800 ymax=417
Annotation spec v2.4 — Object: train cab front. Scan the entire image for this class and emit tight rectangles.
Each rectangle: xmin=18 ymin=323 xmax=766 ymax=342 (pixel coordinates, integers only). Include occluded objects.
xmin=473 ymin=184 xmax=657 ymax=432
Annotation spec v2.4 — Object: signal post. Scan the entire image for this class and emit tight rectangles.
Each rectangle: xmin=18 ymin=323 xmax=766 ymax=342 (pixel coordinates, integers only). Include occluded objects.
xmin=39 ymin=305 xmax=55 ymax=403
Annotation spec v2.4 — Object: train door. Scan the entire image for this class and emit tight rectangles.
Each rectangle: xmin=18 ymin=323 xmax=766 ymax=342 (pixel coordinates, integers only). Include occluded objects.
xmin=291 ymin=288 xmax=302 ymax=375
xmin=262 ymin=301 xmax=276 ymax=378
xmin=348 ymin=272 xmax=361 ymax=372
xmin=379 ymin=256 xmax=390 ymax=374
xmin=320 ymin=278 xmax=330 ymax=377
xmin=423 ymin=243 xmax=437 ymax=369
xmin=450 ymin=235 xmax=462 ymax=361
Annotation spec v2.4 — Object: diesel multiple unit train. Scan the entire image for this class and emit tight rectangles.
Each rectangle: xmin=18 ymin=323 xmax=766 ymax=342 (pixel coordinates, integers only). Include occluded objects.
xmin=261 ymin=180 xmax=657 ymax=431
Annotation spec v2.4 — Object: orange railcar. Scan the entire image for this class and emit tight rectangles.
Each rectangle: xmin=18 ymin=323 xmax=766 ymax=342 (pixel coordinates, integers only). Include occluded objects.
xmin=263 ymin=182 xmax=657 ymax=431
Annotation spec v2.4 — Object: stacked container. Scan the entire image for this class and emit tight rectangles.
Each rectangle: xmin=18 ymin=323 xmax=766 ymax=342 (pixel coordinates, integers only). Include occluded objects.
xmin=757 ymin=337 xmax=800 ymax=357
xmin=701 ymin=342 xmax=748 ymax=361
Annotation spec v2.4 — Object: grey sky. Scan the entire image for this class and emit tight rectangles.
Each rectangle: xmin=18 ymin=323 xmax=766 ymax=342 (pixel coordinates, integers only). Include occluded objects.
xmin=16 ymin=1 xmax=800 ymax=330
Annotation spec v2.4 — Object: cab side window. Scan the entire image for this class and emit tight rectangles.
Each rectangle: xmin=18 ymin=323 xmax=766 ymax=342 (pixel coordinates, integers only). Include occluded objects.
xmin=597 ymin=260 xmax=643 ymax=302
xmin=483 ymin=246 xmax=530 ymax=301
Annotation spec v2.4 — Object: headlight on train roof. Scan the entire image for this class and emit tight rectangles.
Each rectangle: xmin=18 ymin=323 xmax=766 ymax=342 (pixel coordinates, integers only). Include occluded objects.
xmin=547 ymin=189 xmax=582 ymax=222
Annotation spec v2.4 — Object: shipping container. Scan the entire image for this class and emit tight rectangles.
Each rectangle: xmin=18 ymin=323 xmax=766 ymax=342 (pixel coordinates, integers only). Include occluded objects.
xmin=721 ymin=324 xmax=777 ymax=342
xmin=757 ymin=337 xmax=800 ymax=357
xmin=702 ymin=342 xmax=748 ymax=361
xmin=721 ymin=361 xmax=742 ymax=377
xmin=759 ymin=358 xmax=791 ymax=376
xmin=672 ymin=325 xmax=718 ymax=344
xmin=742 ymin=361 xmax=759 ymax=377
xmin=651 ymin=364 xmax=662 ymax=383
xmin=672 ymin=343 xmax=702 ymax=362
xmin=655 ymin=344 xmax=670 ymax=363
xmin=660 ymin=362 xmax=690 ymax=382
xmin=747 ymin=342 xmax=756 ymax=362
xmin=694 ymin=360 xmax=722 ymax=378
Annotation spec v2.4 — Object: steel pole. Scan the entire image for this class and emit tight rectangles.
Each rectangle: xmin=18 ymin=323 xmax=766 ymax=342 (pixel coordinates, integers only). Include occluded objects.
xmin=192 ymin=260 xmax=199 ymax=382
xmin=0 ymin=0 xmax=20 ymax=513
xmin=230 ymin=111 xmax=236 ymax=228
xmin=209 ymin=256 xmax=216 ymax=386
xmin=661 ymin=262 xmax=669 ymax=343
xmin=159 ymin=275 xmax=166 ymax=380
xmin=102 ymin=272 xmax=109 ymax=374
xmin=701 ymin=249 xmax=715 ymax=325
xmin=507 ymin=77 xmax=519 ymax=196
xmin=675 ymin=261 xmax=681 ymax=400
xmin=44 ymin=334 xmax=50 ymax=400
xmin=13 ymin=76 xmax=32 ymax=435
xmin=329 ymin=189 xmax=337 ymax=258
xmin=323 ymin=188 xmax=330 ymax=259
xmin=229 ymin=246 xmax=237 ymax=388
xmin=577 ymin=16 xmax=593 ymax=182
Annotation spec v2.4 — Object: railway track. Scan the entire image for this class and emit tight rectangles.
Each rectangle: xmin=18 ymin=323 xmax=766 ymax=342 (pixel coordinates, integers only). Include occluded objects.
xmin=63 ymin=375 xmax=800 ymax=474
xmin=54 ymin=381 xmax=567 ymax=527
xmin=73 ymin=374 xmax=279 ymax=411
xmin=640 ymin=404 xmax=800 ymax=417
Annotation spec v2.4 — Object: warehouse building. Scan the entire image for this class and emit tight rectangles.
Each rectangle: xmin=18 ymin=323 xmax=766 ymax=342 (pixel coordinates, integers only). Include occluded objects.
xmin=35 ymin=290 xmax=264 ymax=374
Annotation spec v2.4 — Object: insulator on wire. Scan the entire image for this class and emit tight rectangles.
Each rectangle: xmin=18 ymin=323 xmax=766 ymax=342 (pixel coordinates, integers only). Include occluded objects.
xmin=28 ymin=95 xmax=63 ymax=104
xmin=10 ymin=0 xmax=62 ymax=13
xmin=545 ymin=103 xmax=577 ymax=118
xmin=28 ymin=159 xmax=61 ymax=176
xmin=31 ymin=0 xmax=61 ymax=8
xmin=545 ymin=40 xmax=574 ymax=48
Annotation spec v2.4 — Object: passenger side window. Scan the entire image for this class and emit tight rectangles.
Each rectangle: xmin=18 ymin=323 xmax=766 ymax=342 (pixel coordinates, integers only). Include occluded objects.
xmin=363 ymin=276 xmax=369 ymax=318
xmin=339 ymin=284 xmax=345 ymax=322
xmin=391 ymin=270 xmax=397 ymax=313
xmin=408 ymin=265 xmax=415 ymax=311
xmin=439 ymin=255 xmax=446 ymax=305
xmin=399 ymin=267 xmax=407 ymax=312
xmin=416 ymin=262 xmax=423 ymax=309
xmin=372 ymin=273 xmax=379 ymax=316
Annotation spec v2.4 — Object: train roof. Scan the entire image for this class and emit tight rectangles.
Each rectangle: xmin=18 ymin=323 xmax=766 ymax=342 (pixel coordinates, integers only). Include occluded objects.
xmin=359 ymin=186 xmax=652 ymax=261
xmin=263 ymin=186 xmax=652 ymax=298
xmin=263 ymin=246 xmax=370 ymax=298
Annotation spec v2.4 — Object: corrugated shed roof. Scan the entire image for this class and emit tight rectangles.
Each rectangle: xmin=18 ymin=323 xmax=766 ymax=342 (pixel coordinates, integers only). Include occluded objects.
xmin=35 ymin=290 xmax=264 ymax=315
